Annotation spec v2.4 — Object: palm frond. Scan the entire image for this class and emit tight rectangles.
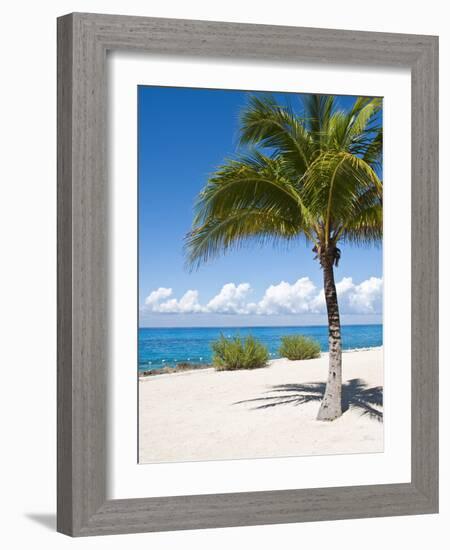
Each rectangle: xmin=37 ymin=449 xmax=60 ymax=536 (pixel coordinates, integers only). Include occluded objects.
xmin=340 ymin=202 xmax=383 ymax=246
xmin=238 ymin=95 xmax=313 ymax=173
xmin=347 ymin=98 xmax=382 ymax=138
xmin=301 ymin=94 xmax=335 ymax=138
xmin=327 ymin=97 xmax=382 ymax=151
xmin=186 ymin=209 xmax=303 ymax=269
xmin=193 ymin=152 xmax=303 ymax=225
xmin=361 ymin=127 xmax=383 ymax=171
xmin=186 ymin=152 xmax=314 ymax=268
xmin=301 ymin=151 xmax=382 ymax=240
xmin=300 ymin=94 xmax=337 ymax=155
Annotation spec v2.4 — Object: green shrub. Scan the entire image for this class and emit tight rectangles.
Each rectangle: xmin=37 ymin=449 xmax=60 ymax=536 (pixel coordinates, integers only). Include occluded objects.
xmin=211 ymin=335 xmax=269 ymax=371
xmin=278 ymin=335 xmax=321 ymax=360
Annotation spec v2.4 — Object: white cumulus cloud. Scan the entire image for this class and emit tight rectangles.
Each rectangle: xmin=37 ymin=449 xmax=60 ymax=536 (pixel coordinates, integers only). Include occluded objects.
xmin=144 ymin=288 xmax=205 ymax=313
xmin=307 ymin=277 xmax=382 ymax=314
xmin=347 ymin=276 xmax=383 ymax=313
xmin=144 ymin=287 xmax=173 ymax=307
xmin=206 ymin=283 xmax=252 ymax=314
xmin=142 ymin=276 xmax=383 ymax=316
xmin=255 ymin=277 xmax=317 ymax=315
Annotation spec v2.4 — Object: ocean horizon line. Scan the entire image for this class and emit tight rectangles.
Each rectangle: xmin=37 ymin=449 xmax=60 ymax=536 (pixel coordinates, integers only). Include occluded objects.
xmin=139 ymin=322 xmax=383 ymax=330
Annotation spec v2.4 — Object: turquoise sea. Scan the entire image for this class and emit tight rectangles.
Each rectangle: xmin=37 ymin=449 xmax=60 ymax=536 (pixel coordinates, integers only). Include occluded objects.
xmin=138 ymin=324 xmax=382 ymax=371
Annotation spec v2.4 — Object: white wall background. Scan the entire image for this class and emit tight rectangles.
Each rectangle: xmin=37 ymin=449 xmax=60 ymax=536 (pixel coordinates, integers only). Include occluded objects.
xmin=0 ymin=1 xmax=446 ymax=548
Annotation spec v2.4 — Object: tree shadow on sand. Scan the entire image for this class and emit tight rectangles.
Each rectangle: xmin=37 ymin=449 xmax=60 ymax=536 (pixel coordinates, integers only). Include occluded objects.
xmin=235 ymin=378 xmax=383 ymax=421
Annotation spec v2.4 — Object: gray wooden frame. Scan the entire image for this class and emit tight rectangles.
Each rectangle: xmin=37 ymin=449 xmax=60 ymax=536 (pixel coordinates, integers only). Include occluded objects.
xmin=57 ymin=12 xmax=439 ymax=537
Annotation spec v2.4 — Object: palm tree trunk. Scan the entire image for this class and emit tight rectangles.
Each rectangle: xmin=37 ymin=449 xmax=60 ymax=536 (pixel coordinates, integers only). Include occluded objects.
xmin=317 ymin=250 xmax=343 ymax=421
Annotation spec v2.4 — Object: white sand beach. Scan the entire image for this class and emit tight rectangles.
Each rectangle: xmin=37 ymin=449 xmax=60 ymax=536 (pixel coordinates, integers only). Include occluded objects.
xmin=139 ymin=347 xmax=383 ymax=464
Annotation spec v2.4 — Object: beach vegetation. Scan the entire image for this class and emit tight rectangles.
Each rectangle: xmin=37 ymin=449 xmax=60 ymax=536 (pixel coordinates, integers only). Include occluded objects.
xmin=211 ymin=335 xmax=269 ymax=371
xmin=279 ymin=335 xmax=321 ymax=360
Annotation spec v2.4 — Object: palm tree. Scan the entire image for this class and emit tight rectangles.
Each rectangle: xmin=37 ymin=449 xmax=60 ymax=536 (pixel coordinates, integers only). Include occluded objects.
xmin=186 ymin=94 xmax=382 ymax=421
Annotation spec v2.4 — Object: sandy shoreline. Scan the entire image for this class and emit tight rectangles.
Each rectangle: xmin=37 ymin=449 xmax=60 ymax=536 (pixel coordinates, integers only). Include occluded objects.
xmin=139 ymin=348 xmax=383 ymax=464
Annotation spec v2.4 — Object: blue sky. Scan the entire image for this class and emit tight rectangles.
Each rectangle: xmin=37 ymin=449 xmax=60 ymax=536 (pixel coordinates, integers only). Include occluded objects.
xmin=138 ymin=86 xmax=382 ymax=327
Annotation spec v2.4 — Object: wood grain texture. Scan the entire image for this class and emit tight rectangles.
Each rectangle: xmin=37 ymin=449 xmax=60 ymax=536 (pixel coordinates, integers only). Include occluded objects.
xmin=57 ymin=12 xmax=439 ymax=537
xmin=410 ymin=37 xmax=439 ymax=506
xmin=57 ymin=13 xmax=74 ymax=535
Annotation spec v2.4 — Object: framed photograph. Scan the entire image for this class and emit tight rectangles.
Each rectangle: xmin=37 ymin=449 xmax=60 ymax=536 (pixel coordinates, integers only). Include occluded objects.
xmin=57 ymin=13 xmax=438 ymax=536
